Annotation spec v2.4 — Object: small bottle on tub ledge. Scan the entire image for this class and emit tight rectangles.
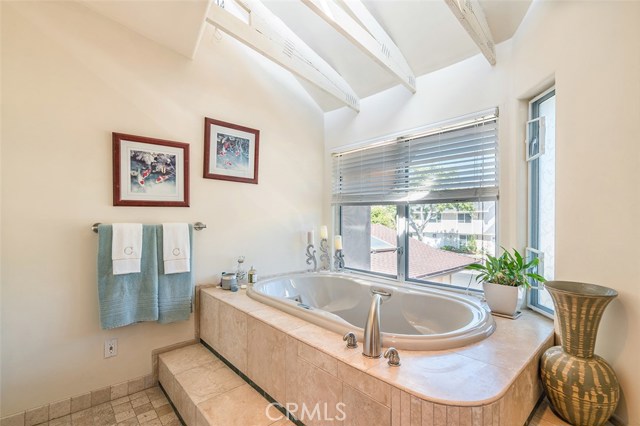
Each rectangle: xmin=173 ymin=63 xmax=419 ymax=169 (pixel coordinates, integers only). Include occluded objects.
xmin=248 ymin=266 xmax=257 ymax=286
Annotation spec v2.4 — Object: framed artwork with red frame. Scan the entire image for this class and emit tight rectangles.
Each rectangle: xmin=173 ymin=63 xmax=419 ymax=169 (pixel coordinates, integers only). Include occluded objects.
xmin=204 ymin=118 xmax=260 ymax=184
xmin=112 ymin=132 xmax=190 ymax=207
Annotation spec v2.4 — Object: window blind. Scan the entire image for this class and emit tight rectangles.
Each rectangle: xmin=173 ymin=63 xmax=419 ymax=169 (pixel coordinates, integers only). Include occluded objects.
xmin=332 ymin=110 xmax=499 ymax=205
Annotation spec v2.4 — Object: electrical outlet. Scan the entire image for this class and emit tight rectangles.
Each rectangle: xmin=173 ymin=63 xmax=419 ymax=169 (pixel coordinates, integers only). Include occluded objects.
xmin=104 ymin=338 xmax=118 ymax=358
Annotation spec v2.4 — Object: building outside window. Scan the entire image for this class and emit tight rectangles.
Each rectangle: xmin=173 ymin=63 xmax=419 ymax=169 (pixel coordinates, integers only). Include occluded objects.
xmin=332 ymin=109 xmax=499 ymax=290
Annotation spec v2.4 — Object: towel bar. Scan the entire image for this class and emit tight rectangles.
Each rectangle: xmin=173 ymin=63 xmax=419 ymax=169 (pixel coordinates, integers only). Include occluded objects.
xmin=92 ymin=222 xmax=207 ymax=233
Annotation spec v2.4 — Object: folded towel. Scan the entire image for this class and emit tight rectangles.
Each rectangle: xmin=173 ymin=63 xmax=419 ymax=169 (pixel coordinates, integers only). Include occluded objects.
xmin=162 ymin=223 xmax=191 ymax=274
xmin=157 ymin=224 xmax=194 ymax=323
xmin=97 ymin=224 xmax=159 ymax=329
xmin=112 ymin=223 xmax=143 ymax=275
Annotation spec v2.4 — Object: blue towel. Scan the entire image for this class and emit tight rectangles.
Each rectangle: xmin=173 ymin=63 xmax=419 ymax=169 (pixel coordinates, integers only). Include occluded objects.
xmin=97 ymin=224 xmax=159 ymax=329
xmin=156 ymin=224 xmax=194 ymax=323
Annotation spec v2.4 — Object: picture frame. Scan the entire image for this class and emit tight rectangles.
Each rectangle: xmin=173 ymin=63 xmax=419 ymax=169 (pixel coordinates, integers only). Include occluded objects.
xmin=112 ymin=133 xmax=190 ymax=207
xmin=204 ymin=117 xmax=260 ymax=184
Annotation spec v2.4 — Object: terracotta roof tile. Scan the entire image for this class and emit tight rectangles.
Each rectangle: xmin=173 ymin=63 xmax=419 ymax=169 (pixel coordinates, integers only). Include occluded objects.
xmin=370 ymin=223 xmax=477 ymax=278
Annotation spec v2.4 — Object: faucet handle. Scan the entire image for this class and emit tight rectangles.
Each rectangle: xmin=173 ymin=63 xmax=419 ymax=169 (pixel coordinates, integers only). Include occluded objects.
xmin=384 ymin=347 xmax=401 ymax=367
xmin=343 ymin=332 xmax=358 ymax=349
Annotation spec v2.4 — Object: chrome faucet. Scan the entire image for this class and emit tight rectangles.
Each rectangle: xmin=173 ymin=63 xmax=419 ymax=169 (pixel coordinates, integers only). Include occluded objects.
xmin=362 ymin=293 xmax=383 ymax=358
xmin=384 ymin=347 xmax=401 ymax=366
xmin=343 ymin=332 xmax=358 ymax=349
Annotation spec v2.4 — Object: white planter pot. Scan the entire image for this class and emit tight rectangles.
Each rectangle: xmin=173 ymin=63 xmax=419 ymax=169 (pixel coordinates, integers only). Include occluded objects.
xmin=483 ymin=282 xmax=523 ymax=316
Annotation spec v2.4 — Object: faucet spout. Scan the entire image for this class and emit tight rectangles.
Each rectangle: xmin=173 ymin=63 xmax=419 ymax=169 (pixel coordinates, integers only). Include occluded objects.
xmin=362 ymin=293 xmax=382 ymax=358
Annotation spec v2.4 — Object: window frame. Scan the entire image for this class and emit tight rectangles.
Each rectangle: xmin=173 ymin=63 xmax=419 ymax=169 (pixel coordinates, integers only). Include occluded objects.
xmin=527 ymin=86 xmax=556 ymax=316
xmin=457 ymin=212 xmax=472 ymax=223
xmin=336 ymin=199 xmax=498 ymax=294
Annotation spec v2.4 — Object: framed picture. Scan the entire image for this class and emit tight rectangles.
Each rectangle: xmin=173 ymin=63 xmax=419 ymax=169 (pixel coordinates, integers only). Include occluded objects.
xmin=112 ymin=133 xmax=190 ymax=207
xmin=204 ymin=118 xmax=260 ymax=184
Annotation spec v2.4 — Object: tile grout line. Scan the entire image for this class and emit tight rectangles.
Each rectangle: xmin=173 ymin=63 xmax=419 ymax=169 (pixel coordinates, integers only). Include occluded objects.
xmin=197 ymin=340 xmax=304 ymax=426
xmin=1 ymin=374 xmax=158 ymax=426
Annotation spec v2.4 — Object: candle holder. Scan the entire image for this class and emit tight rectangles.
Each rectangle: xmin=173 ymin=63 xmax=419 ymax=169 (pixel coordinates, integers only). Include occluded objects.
xmin=333 ymin=249 xmax=345 ymax=271
xmin=319 ymin=238 xmax=330 ymax=270
xmin=305 ymin=244 xmax=317 ymax=272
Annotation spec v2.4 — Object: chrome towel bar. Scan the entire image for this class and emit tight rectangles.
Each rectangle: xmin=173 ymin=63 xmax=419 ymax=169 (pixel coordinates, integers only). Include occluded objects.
xmin=91 ymin=222 xmax=207 ymax=233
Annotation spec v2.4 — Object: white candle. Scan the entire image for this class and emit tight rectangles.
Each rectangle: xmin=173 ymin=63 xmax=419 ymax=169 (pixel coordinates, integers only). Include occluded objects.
xmin=334 ymin=235 xmax=343 ymax=250
xmin=320 ymin=225 xmax=328 ymax=240
xmin=307 ymin=230 xmax=314 ymax=245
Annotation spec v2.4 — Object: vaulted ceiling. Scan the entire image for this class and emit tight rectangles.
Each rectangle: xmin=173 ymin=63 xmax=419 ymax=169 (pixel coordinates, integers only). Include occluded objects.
xmin=79 ymin=0 xmax=532 ymax=112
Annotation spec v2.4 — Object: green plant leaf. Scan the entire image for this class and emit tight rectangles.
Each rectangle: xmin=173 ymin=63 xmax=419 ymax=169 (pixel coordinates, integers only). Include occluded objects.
xmin=465 ymin=247 xmax=546 ymax=287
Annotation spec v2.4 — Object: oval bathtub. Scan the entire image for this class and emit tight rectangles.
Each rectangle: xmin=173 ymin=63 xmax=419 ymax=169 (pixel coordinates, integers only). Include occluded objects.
xmin=246 ymin=272 xmax=495 ymax=351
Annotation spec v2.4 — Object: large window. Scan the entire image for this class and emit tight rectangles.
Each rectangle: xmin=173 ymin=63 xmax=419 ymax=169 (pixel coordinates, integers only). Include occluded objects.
xmin=527 ymin=88 xmax=556 ymax=313
xmin=332 ymin=109 xmax=498 ymax=290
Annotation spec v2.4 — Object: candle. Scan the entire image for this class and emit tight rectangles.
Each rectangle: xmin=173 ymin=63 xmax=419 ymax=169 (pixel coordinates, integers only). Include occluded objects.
xmin=320 ymin=225 xmax=328 ymax=240
xmin=334 ymin=235 xmax=343 ymax=250
xmin=307 ymin=230 xmax=314 ymax=245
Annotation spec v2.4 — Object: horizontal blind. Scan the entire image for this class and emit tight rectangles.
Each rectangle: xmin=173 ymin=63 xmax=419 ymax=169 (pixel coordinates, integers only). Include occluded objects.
xmin=332 ymin=111 xmax=498 ymax=205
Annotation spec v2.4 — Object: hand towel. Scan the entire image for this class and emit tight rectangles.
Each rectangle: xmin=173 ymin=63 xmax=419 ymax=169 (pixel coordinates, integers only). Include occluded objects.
xmin=157 ymin=224 xmax=194 ymax=323
xmin=97 ymin=224 xmax=159 ymax=329
xmin=162 ymin=223 xmax=190 ymax=274
xmin=112 ymin=223 xmax=143 ymax=275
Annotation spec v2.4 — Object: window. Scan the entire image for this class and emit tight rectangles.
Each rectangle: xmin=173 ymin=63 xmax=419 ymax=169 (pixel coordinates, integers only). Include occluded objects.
xmin=332 ymin=109 xmax=498 ymax=290
xmin=457 ymin=212 xmax=472 ymax=223
xmin=341 ymin=205 xmax=399 ymax=278
xmin=527 ymin=88 xmax=556 ymax=313
xmin=408 ymin=202 xmax=495 ymax=289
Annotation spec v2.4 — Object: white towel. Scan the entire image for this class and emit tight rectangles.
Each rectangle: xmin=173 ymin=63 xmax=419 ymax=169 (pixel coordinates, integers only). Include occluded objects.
xmin=162 ymin=223 xmax=190 ymax=274
xmin=112 ymin=223 xmax=143 ymax=275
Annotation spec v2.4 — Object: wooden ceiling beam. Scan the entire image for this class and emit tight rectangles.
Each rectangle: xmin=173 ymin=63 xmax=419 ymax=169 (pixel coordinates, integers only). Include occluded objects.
xmin=444 ymin=0 xmax=496 ymax=65
xmin=302 ymin=0 xmax=416 ymax=93
xmin=206 ymin=0 xmax=360 ymax=111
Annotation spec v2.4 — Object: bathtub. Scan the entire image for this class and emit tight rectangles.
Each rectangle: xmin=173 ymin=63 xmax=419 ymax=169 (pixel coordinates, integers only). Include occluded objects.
xmin=247 ymin=272 xmax=495 ymax=351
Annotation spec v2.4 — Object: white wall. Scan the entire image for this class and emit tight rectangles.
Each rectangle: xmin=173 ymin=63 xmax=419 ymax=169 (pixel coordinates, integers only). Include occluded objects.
xmin=510 ymin=2 xmax=640 ymax=424
xmin=325 ymin=1 xmax=640 ymax=424
xmin=1 ymin=1 xmax=324 ymax=415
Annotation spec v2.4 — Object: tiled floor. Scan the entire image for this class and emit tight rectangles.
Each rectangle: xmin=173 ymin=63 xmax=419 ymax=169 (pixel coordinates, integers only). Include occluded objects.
xmin=47 ymin=381 xmax=612 ymax=426
xmin=529 ymin=398 xmax=614 ymax=426
xmin=48 ymin=387 xmax=181 ymax=426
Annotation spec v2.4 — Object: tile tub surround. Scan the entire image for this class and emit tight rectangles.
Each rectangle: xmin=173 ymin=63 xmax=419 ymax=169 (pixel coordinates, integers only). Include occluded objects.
xmin=1 ymin=375 xmax=157 ymax=426
xmin=199 ymin=286 xmax=554 ymax=426
xmin=158 ymin=344 xmax=295 ymax=426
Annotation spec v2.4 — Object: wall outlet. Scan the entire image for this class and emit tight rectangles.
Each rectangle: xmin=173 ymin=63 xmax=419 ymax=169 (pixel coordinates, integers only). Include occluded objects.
xmin=104 ymin=338 xmax=118 ymax=358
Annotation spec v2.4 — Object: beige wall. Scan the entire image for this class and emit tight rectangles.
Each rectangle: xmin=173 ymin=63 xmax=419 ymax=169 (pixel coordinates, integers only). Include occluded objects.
xmin=1 ymin=1 xmax=324 ymax=415
xmin=0 ymin=0 xmax=4 ymax=418
xmin=511 ymin=2 xmax=640 ymax=424
xmin=325 ymin=1 xmax=640 ymax=424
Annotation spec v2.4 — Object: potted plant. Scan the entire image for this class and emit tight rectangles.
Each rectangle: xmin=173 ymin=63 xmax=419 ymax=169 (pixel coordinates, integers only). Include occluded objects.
xmin=466 ymin=248 xmax=546 ymax=317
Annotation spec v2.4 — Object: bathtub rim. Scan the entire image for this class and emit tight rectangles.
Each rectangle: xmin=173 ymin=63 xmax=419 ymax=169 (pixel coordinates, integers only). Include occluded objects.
xmin=247 ymin=271 xmax=496 ymax=351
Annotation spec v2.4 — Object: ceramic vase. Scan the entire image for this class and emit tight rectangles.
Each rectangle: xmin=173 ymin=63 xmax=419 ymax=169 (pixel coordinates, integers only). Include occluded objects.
xmin=540 ymin=281 xmax=619 ymax=426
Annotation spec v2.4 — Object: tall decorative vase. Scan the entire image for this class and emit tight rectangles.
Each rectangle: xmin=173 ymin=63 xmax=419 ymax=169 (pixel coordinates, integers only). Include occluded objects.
xmin=540 ymin=281 xmax=619 ymax=426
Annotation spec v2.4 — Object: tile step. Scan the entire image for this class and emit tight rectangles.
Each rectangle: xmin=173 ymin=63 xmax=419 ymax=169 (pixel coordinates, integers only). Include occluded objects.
xmin=158 ymin=344 xmax=293 ymax=426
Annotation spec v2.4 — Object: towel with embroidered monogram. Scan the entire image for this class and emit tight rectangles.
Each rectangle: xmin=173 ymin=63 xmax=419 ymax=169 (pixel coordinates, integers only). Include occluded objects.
xmin=162 ymin=223 xmax=190 ymax=274
xmin=97 ymin=224 xmax=159 ymax=329
xmin=112 ymin=223 xmax=143 ymax=275
xmin=157 ymin=224 xmax=193 ymax=323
